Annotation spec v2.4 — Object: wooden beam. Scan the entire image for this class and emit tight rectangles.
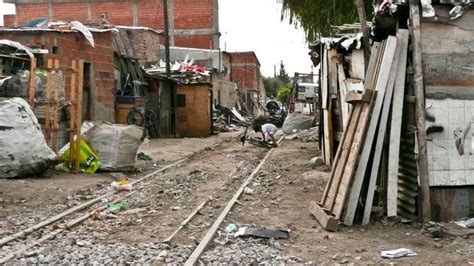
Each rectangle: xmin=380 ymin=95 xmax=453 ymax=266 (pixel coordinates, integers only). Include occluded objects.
xmin=28 ymin=58 xmax=36 ymax=109
xmin=410 ymin=0 xmax=432 ymax=222
xmin=355 ymin=0 xmax=371 ymax=70
xmin=69 ymin=60 xmax=77 ymax=169
xmin=75 ymin=60 xmax=84 ymax=172
xmin=52 ymin=60 xmax=59 ymax=152
xmin=44 ymin=59 xmax=52 ymax=145
xmin=309 ymin=201 xmax=338 ymax=232
xmin=387 ymin=29 xmax=409 ymax=217
xmin=363 ymin=35 xmax=401 ymax=225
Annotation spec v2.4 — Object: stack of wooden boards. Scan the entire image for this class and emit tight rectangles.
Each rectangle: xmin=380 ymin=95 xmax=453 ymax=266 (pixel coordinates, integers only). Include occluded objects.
xmin=311 ymin=30 xmax=410 ymax=231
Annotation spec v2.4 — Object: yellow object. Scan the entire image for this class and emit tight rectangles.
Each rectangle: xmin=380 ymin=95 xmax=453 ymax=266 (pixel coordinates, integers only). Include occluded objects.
xmin=118 ymin=179 xmax=129 ymax=185
xmin=59 ymin=139 xmax=101 ymax=174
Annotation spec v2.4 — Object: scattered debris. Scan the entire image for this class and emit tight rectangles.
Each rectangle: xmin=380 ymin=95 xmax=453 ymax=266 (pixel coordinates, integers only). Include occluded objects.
xmin=381 ymin=248 xmax=417 ymax=259
xmin=224 ymin=224 xmax=237 ymax=234
xmin=58 ymin=139 xmax=101 ymax=174
xmin=106 ymin=201 xmax=130 ymax=213
xmin=111 ymin=180 xmax=132 ymax=192
xmin=234 ymin=227 xmax=290 ymax=239
xmin=137 ymin=152 xmax=153 ymax=161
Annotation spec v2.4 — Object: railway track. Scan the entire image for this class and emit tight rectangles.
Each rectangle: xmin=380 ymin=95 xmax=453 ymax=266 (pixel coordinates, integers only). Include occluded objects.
xmin=0 ymin=136 xmax=279 ymax=264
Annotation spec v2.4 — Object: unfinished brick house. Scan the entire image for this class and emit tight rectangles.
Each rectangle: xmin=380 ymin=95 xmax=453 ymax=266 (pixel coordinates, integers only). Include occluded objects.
xmin=3 ymin=0 xmax=220 ymax=49
xmin=0 ymin=28 xmax=116 ymax=122
xmin=229 ymin=51 xmax=265 ymax=115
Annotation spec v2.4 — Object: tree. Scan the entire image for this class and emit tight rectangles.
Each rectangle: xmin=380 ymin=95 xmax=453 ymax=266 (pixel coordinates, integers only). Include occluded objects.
xmin=281 ymin=0 xmax=374 ymax=42
xmin=263 ymin=77 xmax=284 ymax=98
xmin=278 ymin=61 xmax=291 ymax=85
xmin=276 ymin=84 xmax=292 ymax=106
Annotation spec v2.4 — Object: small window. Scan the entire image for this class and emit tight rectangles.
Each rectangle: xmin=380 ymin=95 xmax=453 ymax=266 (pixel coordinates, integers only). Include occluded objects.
xmin=52 ymin=46 xmax=59 ymax=55
xmin=177 ymin=94 xmax=186 ymax=107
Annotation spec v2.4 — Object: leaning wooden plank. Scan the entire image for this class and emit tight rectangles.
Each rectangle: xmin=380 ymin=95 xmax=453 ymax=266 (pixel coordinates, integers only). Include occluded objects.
xmin=184 ymin=138 xmax=282 ymax=266
xmin=343 ymin=42 xmax=385 ymax=226
xmin=322 ymin=108 xmax=332 ymax=166
xmin=309 ymin=201 xmax=338 ymax=232
xmin=323 ymin=103 xmax=363 ymax=211
xmin=337 ymin=63 xmax=350 ymax=130
xmin=321 ymin=48 xmax=329 ymax=110
xmin=321 ymin=107 xmax=355 ymax=204
xmin=387 ymin=29 xmax=409 ymax=217
xmin=332 ymin=98 xmax=373 ymax=218
xmin=44 ymin=59 xmax=53 ymax=145
xmin=28 ymin=58 xmax=37 ymax=109
xmin=362 ymin=36 xmax=400 ymax=225
xmin=75 ymin=60 xmax=84 ymax=173
xmin=52 ymin=60 xmax=60 ymax=152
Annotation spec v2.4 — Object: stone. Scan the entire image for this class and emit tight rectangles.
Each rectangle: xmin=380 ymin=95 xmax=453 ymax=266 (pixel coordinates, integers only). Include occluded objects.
xmin=309 ymin=157 xmax=324 ymax=166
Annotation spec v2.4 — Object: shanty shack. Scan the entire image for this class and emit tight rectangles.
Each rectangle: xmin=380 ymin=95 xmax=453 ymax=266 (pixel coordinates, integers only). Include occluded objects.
xmin=176 ymin=83 xmax=212 ymax=138
xmin=312 ymin=3 xmax=473 ymax=230
xmin=422 ymin=7 xmax=474 ymax=221
xmin=0 ymin=27 xmax=116 ymax=122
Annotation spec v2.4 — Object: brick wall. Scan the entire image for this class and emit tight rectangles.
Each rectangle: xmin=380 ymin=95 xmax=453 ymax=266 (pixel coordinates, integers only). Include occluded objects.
xmin=174 ymin=35 xmax=213 ymax=50
xmin=4 ymin=0 xmax=219 ymax=49
xmin=229 ymin=52 xmax=261 ymax=91
xmin=120 ymin=27 xmax=162 ymax=63
xmin=0 ymin=30 xmax=116 ymax=122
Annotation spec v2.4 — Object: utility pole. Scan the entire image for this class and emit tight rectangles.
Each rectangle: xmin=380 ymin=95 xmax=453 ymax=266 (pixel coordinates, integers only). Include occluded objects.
xmin=355 ymin=0 xmax=370 ymax=70
xmin=162 ymin=0 xmax=171 ymax=78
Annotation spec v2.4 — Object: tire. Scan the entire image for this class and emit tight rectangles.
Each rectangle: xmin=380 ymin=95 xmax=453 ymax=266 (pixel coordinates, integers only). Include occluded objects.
xmin=127 ymin=109 xmax=144 ymax=126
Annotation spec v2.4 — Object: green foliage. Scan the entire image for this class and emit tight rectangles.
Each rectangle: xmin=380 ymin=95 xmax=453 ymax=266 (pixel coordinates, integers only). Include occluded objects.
xmin=278 ymin=61 xmax=291 ymax=85
xmin=276 ymin=85 xmax=292 ymax=106
xmin=281 ymin=0 xmax=374 ymax=42
xmin=263 ymin=77 xmax=284 ymax=98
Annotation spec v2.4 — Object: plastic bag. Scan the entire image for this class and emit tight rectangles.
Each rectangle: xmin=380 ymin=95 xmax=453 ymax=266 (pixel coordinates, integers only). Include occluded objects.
xmin=58 ymin=139 xmax=101 ymax=174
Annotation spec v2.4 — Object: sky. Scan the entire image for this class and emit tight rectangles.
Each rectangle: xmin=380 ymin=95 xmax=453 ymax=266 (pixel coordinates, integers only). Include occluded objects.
xmin=219 ymin=0 xmax=313 ymax=78
xmin=0 ymin=0 xmax=15 ymax=26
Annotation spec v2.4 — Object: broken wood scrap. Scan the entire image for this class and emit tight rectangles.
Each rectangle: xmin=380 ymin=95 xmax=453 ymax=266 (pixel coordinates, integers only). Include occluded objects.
xmin=309 ymin=201 xmax=338 ymax=232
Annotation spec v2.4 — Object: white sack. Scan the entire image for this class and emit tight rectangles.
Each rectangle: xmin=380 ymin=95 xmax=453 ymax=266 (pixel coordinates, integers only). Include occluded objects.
xmin=282 ymin=113 xmax=315 ymax=134
xmin=0 ymin=98 xmax=56 ymax=178
xmin=83 ymin=122 xmax=143 ymax=171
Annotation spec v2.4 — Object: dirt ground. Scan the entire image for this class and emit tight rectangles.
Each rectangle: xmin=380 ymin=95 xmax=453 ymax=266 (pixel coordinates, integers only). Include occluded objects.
xmin=0 ymin=129 xmax=473 ymax=264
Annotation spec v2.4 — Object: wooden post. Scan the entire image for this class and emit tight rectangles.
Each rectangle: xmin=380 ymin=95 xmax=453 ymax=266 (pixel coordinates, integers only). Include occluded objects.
xmin=69 ymin=60 xmax=77 ymax=171
xmin=44 ymin=59 xmax=53 ymax=145
xmin=28 ymin=58 xmax=37 ymax=109
xmin=52 ymin=60 xmax=60 ymax=152
xmin=75 ymin=60 xmax=84 ymax=173
xmin=410 ymin=1 xmax=432 ymax=222
xmin=355 ymin=0 xmax=371 ymax=69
